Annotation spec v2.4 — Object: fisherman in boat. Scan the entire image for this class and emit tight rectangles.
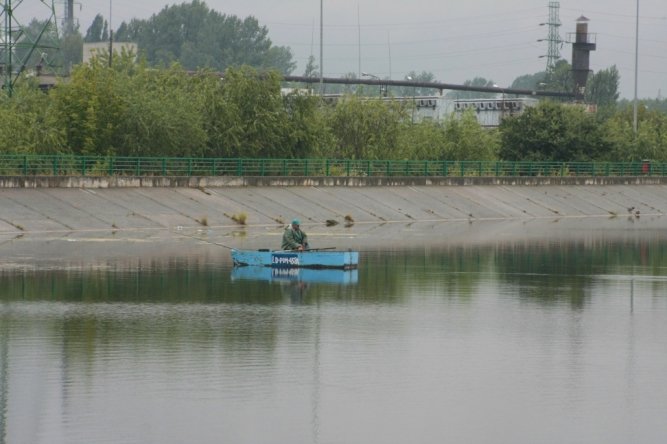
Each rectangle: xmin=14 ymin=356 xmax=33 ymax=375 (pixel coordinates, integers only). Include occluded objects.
xmin=282 ymin=218 xmax=309 ymax=251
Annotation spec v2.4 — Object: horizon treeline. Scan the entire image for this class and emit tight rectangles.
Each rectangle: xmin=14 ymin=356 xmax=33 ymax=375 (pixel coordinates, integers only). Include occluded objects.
xmin=1 ymin=59 xmax=667 ymax=162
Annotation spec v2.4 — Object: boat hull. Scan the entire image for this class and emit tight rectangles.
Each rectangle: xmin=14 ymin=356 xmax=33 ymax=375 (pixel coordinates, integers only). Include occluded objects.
xmin=231 ymin=249 xmax=359 ymax=270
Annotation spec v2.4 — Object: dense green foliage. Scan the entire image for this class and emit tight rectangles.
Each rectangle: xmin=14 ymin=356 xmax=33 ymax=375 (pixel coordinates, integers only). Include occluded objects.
xmin=2 ymin=56 xmax=667 ymax=162
xmin=499 ymin=101 xmax=610 ymax=161
xmin=112 ymin=0 xmax=295 ymax=75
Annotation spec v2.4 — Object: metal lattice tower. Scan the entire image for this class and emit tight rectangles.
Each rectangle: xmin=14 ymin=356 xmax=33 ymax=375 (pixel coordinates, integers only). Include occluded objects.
xmin=540 ymin=1 xmax=563 ymax=72
xmin=1 ymin=0 xmax=61 ymax=95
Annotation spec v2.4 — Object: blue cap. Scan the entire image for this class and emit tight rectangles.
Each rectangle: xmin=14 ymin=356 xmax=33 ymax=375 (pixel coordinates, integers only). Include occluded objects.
xmin=292 ymin=219 xmax=300 ymax=225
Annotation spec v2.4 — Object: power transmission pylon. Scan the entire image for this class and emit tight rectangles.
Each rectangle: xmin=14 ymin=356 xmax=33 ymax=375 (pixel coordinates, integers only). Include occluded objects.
xmin=539 ymin=1 xmax=563 ymax=73
xmin=1 ymin=0 xmax=61 ymax=96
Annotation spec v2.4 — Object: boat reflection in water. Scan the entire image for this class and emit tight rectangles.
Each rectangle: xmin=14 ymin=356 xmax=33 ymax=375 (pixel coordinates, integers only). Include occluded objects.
xmin=231 ymin=266 xmax=359 ymax=285
xmin=232 ymin=266 xmax=358 ymax=303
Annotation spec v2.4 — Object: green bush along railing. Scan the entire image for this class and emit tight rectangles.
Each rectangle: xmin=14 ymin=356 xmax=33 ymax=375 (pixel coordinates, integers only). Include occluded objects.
xmin=0 ymin=155 xmax=662 ymax=178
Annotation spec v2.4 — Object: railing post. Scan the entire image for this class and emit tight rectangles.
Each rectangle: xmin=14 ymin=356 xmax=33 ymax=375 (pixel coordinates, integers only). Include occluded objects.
xmin=136 ymin=158 xmax=141 ymax=176
xmin=23 ymin=155 xmax=28 ymax=175
xmin=366 ymin=160 xmax=371 ymax=177
xmin=346 ymin=160 xmax=350 ymax=177
xmin=238 ymin=159 xmax=243 ymax=176
xmin=81 ymin=157 xmax=87 ymax=176
xmin=495 ymin=162 xmax=500 ymax=176
xmin=386 ymin=160 xmax=390 ymax=177
xmin=162 ymin=158 xmax=167 ymax=176
xmin=305 ymin=159 xmax=309 ymax=176
xmin=325 ymin=159 xmax=330 ymax=176
xmin=53 ymin=156 xmax=58 ymax=175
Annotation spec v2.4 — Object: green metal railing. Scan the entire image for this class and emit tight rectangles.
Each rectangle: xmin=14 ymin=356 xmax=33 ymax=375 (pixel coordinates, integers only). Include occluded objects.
xmin=0 ymin=154 xmax=663 ymax=178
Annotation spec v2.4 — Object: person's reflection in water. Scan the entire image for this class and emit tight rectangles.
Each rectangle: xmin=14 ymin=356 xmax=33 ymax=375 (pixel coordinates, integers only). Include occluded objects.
xmin=281 ymin=281 xmax=309 ymax=304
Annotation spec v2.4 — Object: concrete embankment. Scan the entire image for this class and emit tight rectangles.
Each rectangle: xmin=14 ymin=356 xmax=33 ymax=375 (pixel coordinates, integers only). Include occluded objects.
xmin=1 ymin=175 xmax=666 ymax=266
xmin=0 ymin=174 xmax=665 ymax=231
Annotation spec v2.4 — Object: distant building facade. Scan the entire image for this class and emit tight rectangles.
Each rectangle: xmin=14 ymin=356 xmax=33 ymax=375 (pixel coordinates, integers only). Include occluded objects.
xmin=83 ymin=42 xmax=138 ymax=64
xmin=317 ymin=94 xmax=538 ymax=128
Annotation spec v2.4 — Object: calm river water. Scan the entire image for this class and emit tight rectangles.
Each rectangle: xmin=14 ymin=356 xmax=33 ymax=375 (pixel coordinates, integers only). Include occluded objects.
xmin=2 ymin=239 xmax=667 ymax=444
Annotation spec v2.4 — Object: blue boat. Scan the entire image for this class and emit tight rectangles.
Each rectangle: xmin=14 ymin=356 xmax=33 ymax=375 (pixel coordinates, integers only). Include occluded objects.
xmin=231 ymin=266 xmax=358 ymax=285
xmin=231 ymin=249 xmax=359 ymax=270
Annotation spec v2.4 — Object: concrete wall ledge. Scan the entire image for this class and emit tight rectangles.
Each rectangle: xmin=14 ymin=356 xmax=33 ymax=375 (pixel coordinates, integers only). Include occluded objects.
xmin=1 ymin=175 xmax=666 ymax=188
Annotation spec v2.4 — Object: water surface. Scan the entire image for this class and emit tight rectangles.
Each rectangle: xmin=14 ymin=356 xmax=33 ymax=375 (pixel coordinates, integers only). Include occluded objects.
xmin=2 ymin=240 xmax=667 ymax=444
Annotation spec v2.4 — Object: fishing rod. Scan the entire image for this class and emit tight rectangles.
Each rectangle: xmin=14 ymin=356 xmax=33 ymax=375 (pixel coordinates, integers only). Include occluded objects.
xmin=180 ymin=230 xmax=339 ymax=252
xmin=273 ymin=247 xmax=337 ymax=253
xmin=179 ymin=231 xmax=235 ymax=250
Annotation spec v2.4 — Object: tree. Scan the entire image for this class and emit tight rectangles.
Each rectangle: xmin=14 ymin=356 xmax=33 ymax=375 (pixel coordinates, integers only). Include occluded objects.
xmin=396 ymin=71 xmax=438 ymax=97
xmin=445 ymin=77 xmax=496 ymax=99
xmin=84 ymin=14 xmax=107 ymax=42
xmin=396 ymin=120 xmax=448 ymax=160
xmin=602 ymin=106 xmax=667 ymax=161
xmin=262 ymin=46 xmax=296 ymax=75
xmin=282 ymin=92 xmax=333 ymax=158
xmin=586 ymin=65 xmax=620 ymax=108
xmin=619 ymin=98 xmax=667 ymax=114
xmin=12 ymin=19 xmax=62 ymax=77
xmin=303 ymin=55 xmax=319 ymax=78
xmin=441 ymin=111 xmax=499 ymax=161
xmin=49 ymin=55 xmax=207 ymax=156
xmin=498 ymin=101 xmax=610 ymax=161
xmin=115 ymin=1 xmax=295 ymax=74
xmin=396 ymin=112 xmax=499 ymax=161
xmin=326 ymin=95 xmax=408 ymax=159
xmin=60 ymin=26 xmax=84 ymax=74
xmin=197 ymin=66 xmax=298 ymax=158
xmin=327 ymin=72 xmax=360 ymax=95
xmin=511 ymin=72 xmax=547 ymax=90
xmin=541 ymin=60 xmax=573 ymax=95
xmin=0 ymin=81 xmax=65 ymax=153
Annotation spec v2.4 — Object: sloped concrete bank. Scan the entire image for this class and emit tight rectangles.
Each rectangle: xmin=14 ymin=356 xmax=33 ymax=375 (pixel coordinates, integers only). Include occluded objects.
xmin=1 ymin=175 xmax=666 ymax=268
xmin=0 ymin=175 xmax=665 ymax=233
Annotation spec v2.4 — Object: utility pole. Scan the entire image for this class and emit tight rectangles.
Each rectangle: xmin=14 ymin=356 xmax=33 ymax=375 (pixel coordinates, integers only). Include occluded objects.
xmin=1 ymin=0 xmax=60 ymax=96
xmin=319 ymin=0 xmax=324 ymax=95
xmin=633 ymin=0 xmax=639 ymax=134
xmin=108 ymin=0 xmax=113 ymax=67
xmin=539 ymin=1 xmax=563 ymax=73
xmin=64 ymin=0 xmax=74 ymax=32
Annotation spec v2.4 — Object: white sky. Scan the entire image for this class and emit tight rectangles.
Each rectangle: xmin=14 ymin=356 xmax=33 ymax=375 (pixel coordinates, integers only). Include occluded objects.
xmin=23 ymin=0 xmax=667 ymax=99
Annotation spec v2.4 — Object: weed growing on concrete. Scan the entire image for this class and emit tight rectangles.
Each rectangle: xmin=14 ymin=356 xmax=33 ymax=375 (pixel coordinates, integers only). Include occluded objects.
xmin=232 ymin=212 xmax=247 ymax=225
xmin=326 ymin=219 xmax=339 ymax=226
xmin=198 ymin=216 xmax=209 ymax=226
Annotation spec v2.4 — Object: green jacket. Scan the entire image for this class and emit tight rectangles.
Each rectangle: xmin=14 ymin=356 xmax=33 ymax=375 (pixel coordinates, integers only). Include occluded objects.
xmin=282 ymin=226 xmax=308 ymax=250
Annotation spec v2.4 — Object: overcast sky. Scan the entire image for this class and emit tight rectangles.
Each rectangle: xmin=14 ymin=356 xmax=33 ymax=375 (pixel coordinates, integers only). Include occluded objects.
xmin=25 ymin=0 xmax=666 ymax=99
